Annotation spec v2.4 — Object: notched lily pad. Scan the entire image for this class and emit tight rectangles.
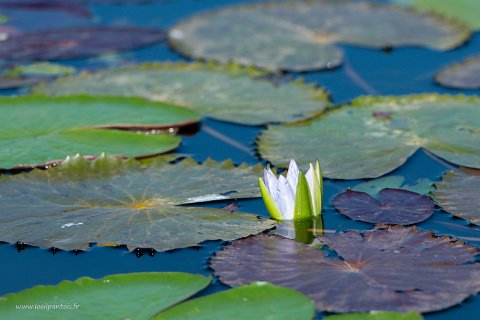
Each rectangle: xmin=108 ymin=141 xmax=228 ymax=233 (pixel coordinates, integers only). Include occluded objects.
xmin=0 ymin=27 xmax=165 ymax=61
xmin=433 ymin=168 xmax=480 ymax=225
xmin=0 ymin=272 xmax=211 ymax=319
xmin=168 ymin=1 xmax=469 ymax=71
xmin=325 ymin=311 xmax=423 ymax=320
xmin=258 ymin=94 xmax=480 ymax=179
xmin=353 ymin=176 xmax=433 ymax=197
xmin=211 ymin=226 xmax=480 ymax=313
xmin=333 ymin=188 xmax=434 ymax=225
xmin=0 ymin=94 xmax=200 ymax=169
xmin=35 ymin=62 xmax=330 ymax=125
xmin=153 ymin=282 xmax=316 ymax=320
xmin=436 ymin=55 xmax=480 ymax=89
xmin=0 ymin=154 xmax=274 ymax=251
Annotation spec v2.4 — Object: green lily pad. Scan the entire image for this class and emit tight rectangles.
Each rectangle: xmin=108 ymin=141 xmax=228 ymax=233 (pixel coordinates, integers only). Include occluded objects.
xmin=0 ymin=95 xmax=200 ymax=169
xmin=258 ymin=94 xmax=480 ymax=179
xmin=168 ymin=1 xmax=469 ymax=71
xmin=433 ymin=168 xmax=480 ymax=226
xmin=0 ymin=272 xmax=211 ymax=320
xmin=0 ymin=154 xmax=274 ymax=251
xmin=435 ymin=55 xmax=480 ymax=90
xmin=3 ymin=62 xmax=76 ymax=78
xmin=154 ymin=282 xmax=316 ymax=320
xmin=212 ymin=226 xmax=480 ymax=313
xmin=35 ymin=62 xmax=330 ymax=125
xmin=353 ymin=176 xmax=433 ymax=197
xmin=325 ymin=311 xmax=423 ymax=320
xmin=394 ymin=0 xmax=480 ymax=30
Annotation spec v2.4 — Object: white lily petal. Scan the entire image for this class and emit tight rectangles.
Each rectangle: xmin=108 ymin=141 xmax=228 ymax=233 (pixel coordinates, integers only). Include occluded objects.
xmin=264 ymin=167 xmax=279 ymax=202
xmin=305 ymin=165 xmax=317 ymax=214
xmin=286 ymin=159 xmax=300 ymax=196
xmin=277 ymin=175 xmax=295 ymax=220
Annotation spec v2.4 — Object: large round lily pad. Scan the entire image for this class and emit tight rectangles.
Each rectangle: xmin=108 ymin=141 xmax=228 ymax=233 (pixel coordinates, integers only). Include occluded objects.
xmin=154 ymin=282 xmax=316 ymax=320
xmin=0 ymin=95 xmax=200 ymax=169
xmin=333 ymin=188 xmax=434 ymax=225
xmin=211 ymin=226 xmax=480 ymax=313
xmin=433 ymin=168 xmax=480 ymax=225
xmin=258 ymin=94 xmax=480 ymax=179
xmin=0 ymin=154 xmax=275 ymax=251
xmin=35 ymin=62 xmax=330 ymax=125
xmin=0 ymin=27 xmax=164 ymax=61
xmin=393 ymin=0 xmax=480 ymax=30
xmin=435 ymin=55 xmax=480 ymax=89
xmin=0 ymin=272 xmax=211 ymax=319
xmin=168 ymin=1 xmax=469 ymax=71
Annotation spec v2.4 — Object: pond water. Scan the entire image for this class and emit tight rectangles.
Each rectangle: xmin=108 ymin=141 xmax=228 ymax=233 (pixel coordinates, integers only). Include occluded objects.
xmin=0 ymin=0 xmax=479 ymax=319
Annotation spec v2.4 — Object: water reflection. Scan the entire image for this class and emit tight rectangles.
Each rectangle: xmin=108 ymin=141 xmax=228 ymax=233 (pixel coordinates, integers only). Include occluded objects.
xmin=273 ymin=216 xmax=324 ymax=245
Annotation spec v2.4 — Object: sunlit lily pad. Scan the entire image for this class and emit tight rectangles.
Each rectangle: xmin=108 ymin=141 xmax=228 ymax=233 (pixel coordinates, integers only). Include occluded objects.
xmin=168 ymin=2 xmax=469 ymax=71
xmin=4 ymin=62 xmax=76 ymax=78
xmin=353 ymin=176 xmax=433 ymax=197
xmin=0 ymin=154 xmax=274 ymax=251
xmin=35 ymin=62 xmax=330 ymax=125
xmin=0 ymin=27 xmax=164 ymax=61
xmin=433 ymin=168 xmax=480 ymax=226
xmin=258 ymin=94 xmax=480 ymax=179
xmin=325 ymin=311 xmax=423 ymax=320
xmin=154 ymin=282 xmax=315 ymax=320
xmin=333 ymin=189 xmax=434 ymax=225
xmin=394 ymin=0 xmax=480 ymax=30
xmin=0 ymin=272 xmax=211 ymax=319
xmin=211 ymin=226 xmax=480 ymax=313
xmin=435 ymin=55 xmax=480 ymax=89
xmin=0 ymin=95 xmax=200 ymax=169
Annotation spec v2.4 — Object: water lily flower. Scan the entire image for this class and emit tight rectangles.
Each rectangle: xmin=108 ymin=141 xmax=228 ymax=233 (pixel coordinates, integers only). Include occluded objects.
xmin=258 ymin=159 xmax=323 ymax=221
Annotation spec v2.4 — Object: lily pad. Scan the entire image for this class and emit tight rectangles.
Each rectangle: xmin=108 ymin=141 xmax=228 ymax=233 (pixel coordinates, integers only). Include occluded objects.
xmin=0 ymin=95 xmax=200 ymax=169
xmin=0 ymin=272 xmax=211 ymax=319
xmin=0 ymin=27 xmax=164 ymax=61
xmin=333 ymin=188 xmax=434 ymax=225
xmin=393 ymin=0 xmax=480 ymax=30
xmin=211 ymin=226 xmax=480 ymax=313
xmin=258 ymin=94 xmax=480 ymax=179
xmin=325 ymin=311 xmax=423 ymax=320
xmin=154 ymin=282 xmax=315 ymax=320
xmin=435 ymin=55 xmax=480 ymax=90
xmin=353 ymin=176 xmax=433 ymax=197
xmin=0 ymin=76 xmax=44 ymax=90
xmin=168 ymin=1 xmax=469 ymax=71
xmin=433 ymin=168 xmax=480 ymax=226
xmin=35 ymin=62 xmax=330 ymax=125
xmin=0 ymin=154 xmax=274 ymax=251
xmin=4 ymin=62 xmax=76 ymax=77
xmin=0 ymin=0 xmax=92 ymax=18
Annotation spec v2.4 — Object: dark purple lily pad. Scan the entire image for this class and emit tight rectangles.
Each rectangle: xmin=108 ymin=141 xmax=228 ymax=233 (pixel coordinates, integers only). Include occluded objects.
xmin=0 ymin=0 xmax=92 ymax=18
xmin=0 ymin=27 xmax=165 ymax=61
xmin=333 ymin=188 xmax=434 ymax=225
xmin=211 ymin=225 xmax=480 ymax=313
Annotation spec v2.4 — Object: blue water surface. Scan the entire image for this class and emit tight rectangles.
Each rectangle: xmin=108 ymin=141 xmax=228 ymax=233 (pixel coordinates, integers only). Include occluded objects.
xmin=0 ymin=1 xmax=479 ymax=319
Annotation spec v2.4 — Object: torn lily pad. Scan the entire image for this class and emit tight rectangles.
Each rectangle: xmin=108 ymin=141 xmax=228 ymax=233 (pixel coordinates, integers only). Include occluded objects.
xmin=168 ymin=1 xmax=469 ymax=71
xmin=433 ymin=168 xmax=480 ymax=226
xmin=0 ymin=95 xmax=200 ymax=169
xmin=211 ymin=226 xmax=480 ymax=313
xmin=393 ymin=0 xmax=480 ymax=30
xmin=35 ymin=62 xmax=330 ymax=125
xmin=0 ymin=272 xmax=211 ymax=319
xmin=258 ymin=94 xmax=480 ymax=179
xmin=0 ymin=154 xmax=274 ymax=251
xmin=436 ymin=55 xmax=480 ymax=90
xmin=153 ymin=282 xmax=315 ymax=320
xmin=333 ymin=189 xmax=434 ymax=225
xmin=0 ymin=27 xmax=164 ymax=61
